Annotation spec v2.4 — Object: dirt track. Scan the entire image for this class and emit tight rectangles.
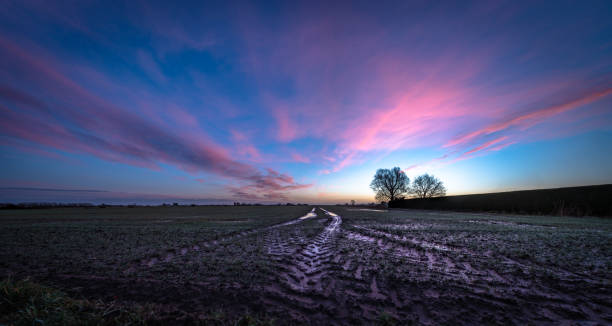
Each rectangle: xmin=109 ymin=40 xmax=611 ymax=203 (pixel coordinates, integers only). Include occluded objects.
xmin=252 ymin=209 xmax=611 ymax=324
xmin=2 ymin=207 xmax=610 ymax=325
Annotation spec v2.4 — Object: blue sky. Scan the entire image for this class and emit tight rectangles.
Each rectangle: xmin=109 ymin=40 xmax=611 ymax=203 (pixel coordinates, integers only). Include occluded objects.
xmin=0 ymin=1 xmax=611 ymax=204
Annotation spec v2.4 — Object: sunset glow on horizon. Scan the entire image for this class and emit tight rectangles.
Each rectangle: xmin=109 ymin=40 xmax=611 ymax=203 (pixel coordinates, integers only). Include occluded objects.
xmin=1 ymin=1 xmax=611 ymax=204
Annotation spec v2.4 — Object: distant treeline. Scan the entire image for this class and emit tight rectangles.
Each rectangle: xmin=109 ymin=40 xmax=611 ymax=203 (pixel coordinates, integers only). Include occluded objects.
xmin=335 ymin=203 xmax=386 ymax=209
xmin=233 ymin=202 xmax=310 ymax=206
xmin=388 ymin=184 xmax=612 ymax=217
xmin=0 ymin=202 xmax=97 ymax=209
xmin=0 ymin=202 xmax=313 ymax=209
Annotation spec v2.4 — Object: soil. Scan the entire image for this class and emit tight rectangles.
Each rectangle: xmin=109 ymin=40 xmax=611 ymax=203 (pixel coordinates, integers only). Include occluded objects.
xmin=1 ymin=207 xmax=610 ymax=325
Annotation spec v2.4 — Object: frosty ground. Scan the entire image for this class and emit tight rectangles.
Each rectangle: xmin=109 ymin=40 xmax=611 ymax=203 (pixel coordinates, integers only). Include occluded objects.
xmin=1 ymin=205 xmax=610 ymax=325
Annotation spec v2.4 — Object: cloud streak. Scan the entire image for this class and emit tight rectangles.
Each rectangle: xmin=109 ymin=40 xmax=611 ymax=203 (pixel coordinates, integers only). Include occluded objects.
xmin=0 ymin=36 xmax=308 ymax=200
xmin=233 ymin=2 xmax=611 ymax=174
xmin=462 ymin=136 xmax=509 ymax=157
xmin=445 ymin=88 xmax=612 ymax=148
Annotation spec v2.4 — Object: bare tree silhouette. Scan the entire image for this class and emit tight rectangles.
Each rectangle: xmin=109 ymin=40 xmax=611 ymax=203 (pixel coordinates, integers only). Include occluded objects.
xmin=370 ymin=167 xmax=410 ymax=202
xmin=411 ymin=174 xmax=446 ymax=198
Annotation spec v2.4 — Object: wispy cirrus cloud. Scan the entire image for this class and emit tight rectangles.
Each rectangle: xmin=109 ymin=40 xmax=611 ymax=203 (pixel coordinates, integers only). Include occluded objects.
xmin=136 ymin=50 xmax=167 ymax=85
xmin=230 ymin=2 xmax=611 ymax=175
xmin=462 ymin=136 xmax=509 ymax=157
xmin=270 ymin=105 xmax=299 ymax=143
xmin=228 ymin=168 xmax=311 ymax=201
xmin=291 ymin=152 xmax=310 ymax=163
xmin=445 ymin=88 xmax=612 ymax=149
xmin=0 ymin=35 xmax=307 ymax=200
xmin=404 ymin=87 xmax=612 ymax=170
xmin=1 ymin=1 xmax=611 ymax=202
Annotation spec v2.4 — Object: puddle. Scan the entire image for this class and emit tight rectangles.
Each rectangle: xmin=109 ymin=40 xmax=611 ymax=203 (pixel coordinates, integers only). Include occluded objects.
xmin=299 ymin=208 xmax=317 ymax=220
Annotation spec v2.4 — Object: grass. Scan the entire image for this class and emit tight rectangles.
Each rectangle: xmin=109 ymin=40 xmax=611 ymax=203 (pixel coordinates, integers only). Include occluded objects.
xmin=1 ymin=205 xmax=610 ymax=324
xmin=0 ymin=277 xmax=282 ymax=325
xmin=0 ymin=277 xmax=149 ymax=325
xmin=0 ymin=206 xmax=314 ymax=324
xmin=0 ymin=206 xmax=312 ymax=279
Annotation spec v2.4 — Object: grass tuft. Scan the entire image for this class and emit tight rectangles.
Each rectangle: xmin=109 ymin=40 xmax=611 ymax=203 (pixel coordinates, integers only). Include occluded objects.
xmin=0 ymin=278 xmax=280 ymax=326
xmin=0 ymin=277 xmax=150 ymax=325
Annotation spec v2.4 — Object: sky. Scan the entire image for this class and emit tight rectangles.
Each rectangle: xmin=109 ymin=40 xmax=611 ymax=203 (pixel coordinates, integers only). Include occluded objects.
xmin=0 ymin=0 xmax=611 ymax=204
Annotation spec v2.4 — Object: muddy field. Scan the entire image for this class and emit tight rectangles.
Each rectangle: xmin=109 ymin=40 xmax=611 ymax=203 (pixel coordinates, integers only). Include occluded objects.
xmin=1 ymin=206 xmax=611 ymax=325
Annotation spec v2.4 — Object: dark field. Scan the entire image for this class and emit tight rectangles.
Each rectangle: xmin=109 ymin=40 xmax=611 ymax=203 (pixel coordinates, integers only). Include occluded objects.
xmin=1 ymin=206 xmax=611 ymax=325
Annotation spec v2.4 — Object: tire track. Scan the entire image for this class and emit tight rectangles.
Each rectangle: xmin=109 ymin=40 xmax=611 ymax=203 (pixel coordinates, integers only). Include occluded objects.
xmin=344 ymin=227 xmax=508 ymax=284
xmin=264 ymin=208 xmax=318 ymax=259
xmin=263 ymin=209 xmax=405 ymax=324
xmin=331 ymin=232 xmax=411 ymax=322
xmin=279 ymin=208 xmax=341 ymax=292
xmin=339 ymin=225 xmax=612 ymax=324
xmin=262 ymin=208 xmax=342 ymax=321
xmin=124 ymin=208 xmax=317 ymax=274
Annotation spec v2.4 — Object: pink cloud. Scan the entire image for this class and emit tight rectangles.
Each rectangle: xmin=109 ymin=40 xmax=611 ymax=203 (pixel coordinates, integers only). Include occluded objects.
xmin=489 ymin=141 xmax=517 ymax=152
xmin=230 ymin=129 xmax=248 ymax=142
xmin=168 ymin=104 xmax=198 ymax=127
xmin=272 ymin=108 xmax=298 ymax=142
xmin=237 ymin=144 xmax=263 ymax=162
xmin=322 ymin=155 xmax=337 ymax=162
xmin=2 ymin=1 xmax=610 ymax=196
xmin=331 ymin=152 xmax=359 ymax=173
xmin=393 ymin=85 xmax=611 ymax=172
xmin=229 ymin=5 xmax=611 ymax=174
xmin=291 ymin=152 xmax=310 ymax=163
xmin=136 ymin=2 xmax=216 ymax=54
xmin=403 ymin=154 xmax=449 ymax=173
xmin=462 ymin=136 xmax=509 ymax=157
xmin=0 ymin=137 xmax=67 ymax=162
xmin=137 ymin=50 xmax=167 ymax=84
xmin=228 ymin=168 xmax=311 ymax=200
xmin=445 ymin=88 xmax=612 ymax=148
xmin=0 ymin=36 xmax=307 ymax=200
xmin=235 ymin=11 xmax=507 ymax=173
xmin=404 ymin=164 xmax=418 ymax=171
xmin=229 ymin=129 xmax=264 ymax=162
